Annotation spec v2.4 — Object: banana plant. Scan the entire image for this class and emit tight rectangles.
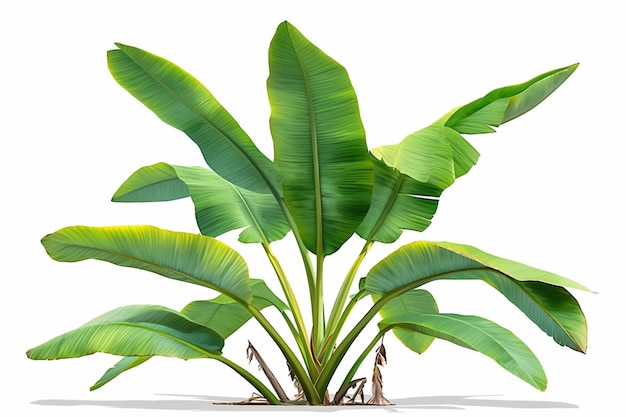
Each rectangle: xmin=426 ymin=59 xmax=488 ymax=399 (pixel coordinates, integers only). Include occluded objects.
xmin=27 ymin=21 xmax=590 ymax=406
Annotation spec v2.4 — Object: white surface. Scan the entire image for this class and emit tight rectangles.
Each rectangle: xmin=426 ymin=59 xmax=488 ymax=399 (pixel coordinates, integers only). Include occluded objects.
xmin=2 ymin=1 xmax=622 ymax=416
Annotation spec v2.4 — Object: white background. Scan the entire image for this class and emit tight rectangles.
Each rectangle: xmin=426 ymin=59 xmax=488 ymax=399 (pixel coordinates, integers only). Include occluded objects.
xmin=2 ymin=1 xmax=623 ymax=416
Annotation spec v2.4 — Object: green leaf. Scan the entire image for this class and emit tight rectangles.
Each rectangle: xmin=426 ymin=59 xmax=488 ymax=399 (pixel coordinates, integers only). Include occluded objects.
xmin=364 ymin=64 xmax=577 ymax=245
xmin=267 ymin=21 xmax=373 ymax=255
xmin=27 ymin=305 xmax=224 ymax=360
xmin=371 ymin=126 xmax=456 ymax=190
xmin=91 ymin=279 xmax=287 ymax=390
xmin=107 ymin=44 xmax=282 ymax=195
xmin=41 ymin=225 xmax=253 ymax=303
xmin=378 ymin=289 xmax=439 ymax=354
xmin=365 ymin=241 xmax=589 ymax=352
xmin=183 ymin=279 xmax=289 ymax=338
xmin=440 ymin=64 xmax=578 ymax=134
xmin=112 ymin=163 xmax=290 ymax=243
xmin=357 ymin=156 xmax=441 ymax=243
xmin=90 ymin=356 xmax=150 ymax=391
xmin=379 ymin=313 xmax=547 ymax=390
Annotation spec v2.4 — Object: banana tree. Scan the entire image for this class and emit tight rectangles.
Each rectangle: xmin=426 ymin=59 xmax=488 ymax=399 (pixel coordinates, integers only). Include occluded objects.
xmin=27 ymin=21 xmax=590 ymax=405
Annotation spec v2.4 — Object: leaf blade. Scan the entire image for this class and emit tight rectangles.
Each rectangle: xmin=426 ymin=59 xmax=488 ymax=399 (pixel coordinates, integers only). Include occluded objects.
xmin=112 ymin=163 xmax=290 ymax=243
xmin=378 ymin=289 xmax=439 ymax=354
xmin=90 ymin=279 xmax=287 ymax=390
xmin=357 ymin=157 xmax=441 ymax=243
xmin=365 ymin=241 xmax=589 ymax=352
xmin=267 ymin=21 xmax=373 ymax=255
xmin=41 ymin=225 xmax=253 ymax=303
xmin=27 ymin=305 xmax=224 ymax=360
xmin=90 ymin=356 xmax=150 ymax=391
xmin=442 ymin=64 xmax=578 ymax=134
xmin=108 ymin=44 xmax=282 ymax=194
xmin=380 ymin=313 xmax=547 ymax=390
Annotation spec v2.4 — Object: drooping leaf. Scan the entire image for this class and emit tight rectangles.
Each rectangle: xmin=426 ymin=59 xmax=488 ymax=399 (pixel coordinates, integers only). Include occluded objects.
xmin=27 ymin=305 xmax=224 ymax=360
xmin=90 ymin=356 xmax=150 ymax=391
xmin=247 ymin=341 xmax=290 ymax=402
xmin=41 ymin=225 xmax=252 ymax=303
xmin=436 ymin=241 xmax=590 ymax=291
xmin=379 ymin=313 xmax=547 ymax=390
xmin=377 ymin=289 xmax=439 ymax=354
xmin=440 ymin=63 xmax=578 ymax=134
xmin=108 ymin=44 xmax=282 ymax=195
xmin=267 ymin=21 xmax=373 ymax=255
xmin=365 ymin=241 xmax=589 ymax=352
xmin=357 ymin=156 xmax=441 ymax=243
xmin=112 ymin=163 xmax=290 ymax=243
xmin=91 ymin=280 xmax=287 ymax=390
xmin=366 ymin=341 xmax=392 ymax=405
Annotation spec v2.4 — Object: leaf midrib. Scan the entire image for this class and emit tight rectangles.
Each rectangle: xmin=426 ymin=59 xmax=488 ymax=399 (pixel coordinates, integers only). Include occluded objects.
xmin=284 ymin=27 xmax=324 ymax=255
xmin=366 ymin=174 xmax=405 ymax=241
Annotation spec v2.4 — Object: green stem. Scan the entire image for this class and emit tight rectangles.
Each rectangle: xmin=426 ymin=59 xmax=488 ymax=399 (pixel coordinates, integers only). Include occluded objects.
xmin=213 ymin=355 xmax=282 ymax=405
xmin=312 ymin=253 xmax=325 ymax=359
xmin=320 ymin=288 xmax=364 ymax=365
xmin=325 ymin=240 xmax=373 ymax=347
xmin=333 ymin=330 xmax=385 ymax=402
xmin=262 ymin=242 xmax=316 ymax=374
xmin=315 ymin=299 xmax=383 ymax=393
xmin=248 ymin=305 xmax=322 ymax=405
xmin=317 ymin=273 xmax=444 ymax=393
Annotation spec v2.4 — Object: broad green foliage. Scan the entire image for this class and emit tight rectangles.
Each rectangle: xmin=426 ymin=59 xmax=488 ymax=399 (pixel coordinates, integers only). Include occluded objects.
xmin=27 ymin=305 xmax=225 ymax=360
xmin=29 ymin=21 xmax=589 ymax=405
xmin=113 ymin=163 xmax=290 ymax=243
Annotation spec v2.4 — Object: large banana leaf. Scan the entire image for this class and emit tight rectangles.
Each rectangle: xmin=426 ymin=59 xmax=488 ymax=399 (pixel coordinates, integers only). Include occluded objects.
xmin=112 ymin=163 xmax=290 ymax=243
xmin=440 ymin=64 xmax=578 ymax=134
xmin=267 ymin=21 xmax=373 ymax=255
xmin=357 ymin=156 xmax=441 ymax=243
xmin=377 ymin=289 xmax=439 ymax=354
xmin=27 ymin=305 xmax=224 ymax=360
xmin=90 ymin=279 xmax=288 ymax=390
xmin=379 ymin=313 xmax=547 ymax=390
xmin=41 ymin=225 xmax=253 ymax=303
xmin=361 ymin=64 xmax=576 ymax=245
xmin=107 ymin=44 xmax=282 ymax=195
xmin=365 ymin=241 xmax=589 ymax=352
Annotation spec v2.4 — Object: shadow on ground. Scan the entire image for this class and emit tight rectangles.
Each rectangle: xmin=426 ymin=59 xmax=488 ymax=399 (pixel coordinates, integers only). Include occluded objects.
xmin=32 ymin=393 xmax=578 ymax=412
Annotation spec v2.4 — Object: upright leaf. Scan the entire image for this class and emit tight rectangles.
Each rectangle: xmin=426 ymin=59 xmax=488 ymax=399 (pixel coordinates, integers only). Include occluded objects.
xmin=362 ymin=64 xmax=577 ymax=245
xmin=108 ymin=44 xmax=282 ymax=194
xmin=379 ymin=313 xmax=547 ymax=390
xmin=365 ymin=241 xmax=589 ymax=352
xmin=112 ymin=163 xmax=290 ymax=243
xmin=27 ymin=305 xmax=224 ymax=360
xmin=267 ymin=21 xmax=373 ymax=255
xmin=440 ymin=64 xmax=578 ymax=134
xmin=41 ymin=225 xmax=253 ymax=303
